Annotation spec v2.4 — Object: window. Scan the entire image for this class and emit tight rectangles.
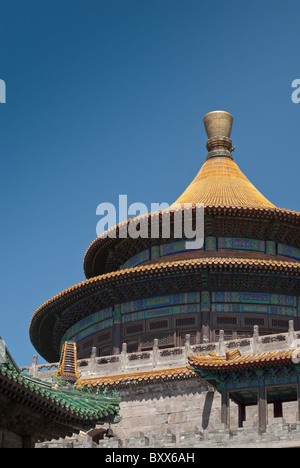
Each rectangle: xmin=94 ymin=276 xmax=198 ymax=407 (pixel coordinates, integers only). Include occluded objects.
xmin=141 ymin=332 xmax=175 ymax=350
xmin=216 ymin=316 xmax=238 ymax=325
xmin=272 ymin=318 xmax=291 ymax=329
xmin=175 ymin=316 xmax=196 ymax=328
xmin=148 ymin=318 xmax=170 ymax=331
xmin=244 ymin=317 xmax=265 ymax=327
xmin=124 ymin=322 xmax=144 ymax=336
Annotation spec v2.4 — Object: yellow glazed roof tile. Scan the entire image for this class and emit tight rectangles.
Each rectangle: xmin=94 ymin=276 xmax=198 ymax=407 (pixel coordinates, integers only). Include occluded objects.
xmin=188 ymin=348 xmax=300 ymax=370
xmin=174 ymin=156 xmax=276 ymax=209
xmin=78 ymin=366 xmax=195 ymax=388
xmin=173 ymin=111 xmax=276 ymax=209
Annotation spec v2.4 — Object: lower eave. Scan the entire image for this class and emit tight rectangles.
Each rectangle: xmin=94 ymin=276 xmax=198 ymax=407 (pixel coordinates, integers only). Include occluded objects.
xmin=30 ymin=257 xmax=300 ymax=362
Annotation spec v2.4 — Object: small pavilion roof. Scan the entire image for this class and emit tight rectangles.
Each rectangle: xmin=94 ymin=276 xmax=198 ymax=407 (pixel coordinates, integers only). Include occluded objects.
xmin=78 ymin=366 xmax=196 ymax=389
xmin=188 ymin=348 xmax=300 ymax=372
xmin=0 ymin=337 xmax=121 ymax=441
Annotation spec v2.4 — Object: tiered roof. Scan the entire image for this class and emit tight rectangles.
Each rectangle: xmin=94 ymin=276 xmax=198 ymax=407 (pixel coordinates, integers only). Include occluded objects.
xmin=30 ymin=256 xmax=300 ymax=362
xmin=29 ymin=111 xmax=300 ymax=362
xmin=83 ymin=111 xmax=300 ymax=278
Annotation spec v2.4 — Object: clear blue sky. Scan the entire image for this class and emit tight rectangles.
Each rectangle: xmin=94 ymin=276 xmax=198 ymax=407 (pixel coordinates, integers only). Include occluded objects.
xmin=0 ymin=0 xmax=299 ymax=366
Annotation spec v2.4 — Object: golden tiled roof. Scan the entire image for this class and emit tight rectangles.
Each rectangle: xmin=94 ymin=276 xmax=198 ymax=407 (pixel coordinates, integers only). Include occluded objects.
xmin=83 ymin=111 xmax=300 ymax=279
xmin=78 ymin=366 xmax=195 ymax=388
xmin=174 ymin=111 xmax=276 ymax=209
xmin=174 ymin=156 xmax=275 ymax=209
xmin=188 ymin=348 xmax=300 ymax=371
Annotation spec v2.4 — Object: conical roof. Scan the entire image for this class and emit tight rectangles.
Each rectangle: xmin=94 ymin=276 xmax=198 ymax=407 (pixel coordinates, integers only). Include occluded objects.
xmin=174 ymin=111 xmax=276 ymax=209
xmin=29 ymin=110 xmax=300 ymax=362
xmin=82 ymin=110 xmax=300 ymax=279
xmin=174 ymin=156 xmax=276 ymax=209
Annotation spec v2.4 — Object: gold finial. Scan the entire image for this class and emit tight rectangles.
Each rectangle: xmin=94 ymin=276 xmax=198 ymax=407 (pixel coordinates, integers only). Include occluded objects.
xmin=203 ymin=111 xmax=234 ymax=160
xmin=203 ymin=110 xmax=233 ymax=139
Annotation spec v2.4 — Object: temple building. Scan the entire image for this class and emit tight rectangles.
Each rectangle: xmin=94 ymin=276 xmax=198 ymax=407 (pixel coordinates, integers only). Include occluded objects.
xmin=26 ymin=111 xmax=300 ymax=448
xmin=30 ymin=110 xmax=300 ymax=362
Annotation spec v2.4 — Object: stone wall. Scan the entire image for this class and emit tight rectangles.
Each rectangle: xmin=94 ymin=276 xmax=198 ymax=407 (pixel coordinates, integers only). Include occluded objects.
xmin=31 ymin=324 xmax=300 ymax=448
xmin=37 ymin=422 xmax=300 ymax=448
xmin=113 ymin=379 xmax=220 ymax=443
xmin=35 ymin=377 xmax=300 ymax=448
xmin=99 ymin=377 xmax=299 ymax=444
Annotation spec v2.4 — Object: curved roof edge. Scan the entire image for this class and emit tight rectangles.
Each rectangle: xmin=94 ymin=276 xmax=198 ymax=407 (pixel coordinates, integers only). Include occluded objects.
xmin=30 ymin=256 xmax=300 ymax=362
xmin=83 ymin=206 xmax=300 ymax=278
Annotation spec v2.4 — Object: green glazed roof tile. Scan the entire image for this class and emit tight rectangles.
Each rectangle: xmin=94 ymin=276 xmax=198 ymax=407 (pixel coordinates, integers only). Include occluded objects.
xmin=0 ymin=336 xmax=121 ymax=426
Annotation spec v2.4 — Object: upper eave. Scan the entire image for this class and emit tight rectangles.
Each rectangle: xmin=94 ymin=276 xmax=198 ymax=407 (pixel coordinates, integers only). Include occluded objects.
xmin=83 ymin=205 xmax=300 ymax=278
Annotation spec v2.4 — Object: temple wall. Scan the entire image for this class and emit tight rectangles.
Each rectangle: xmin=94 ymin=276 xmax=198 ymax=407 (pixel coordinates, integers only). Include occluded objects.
xmin=28 ymin=325 xmax=300 ymax=448
xmin=114 ymin=380 xmax=221 ymax=441
xmin=105 ymin=380 xmax=298 ymax=443
xmin=59 ymin=287 xmax=300 ymax=359
xmin=35 ymin=378 xmax=299 ymax=448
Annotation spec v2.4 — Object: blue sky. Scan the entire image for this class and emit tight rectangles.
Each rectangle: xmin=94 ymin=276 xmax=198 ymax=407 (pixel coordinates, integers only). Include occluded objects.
xmin=0 ymin=0 xmax=299 ymax=366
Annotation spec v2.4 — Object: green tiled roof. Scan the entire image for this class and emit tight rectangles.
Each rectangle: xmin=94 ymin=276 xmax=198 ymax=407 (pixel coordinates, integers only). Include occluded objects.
xmin=0 ymin=337 xmax=121 ymax=431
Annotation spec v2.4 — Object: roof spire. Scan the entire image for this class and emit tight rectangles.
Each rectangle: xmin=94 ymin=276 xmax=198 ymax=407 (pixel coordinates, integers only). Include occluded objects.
xmin=173 ymin=110 xmax=276 ymax=209
xmin=55 ymin=341 xmax=80 ymax=385
xmin=203 ymin=110 xmax=234 ymax=160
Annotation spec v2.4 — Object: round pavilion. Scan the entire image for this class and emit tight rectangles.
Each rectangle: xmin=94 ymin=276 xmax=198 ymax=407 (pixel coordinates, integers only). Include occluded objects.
xmin=30 ymin=111 xmax=300 ymax=362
